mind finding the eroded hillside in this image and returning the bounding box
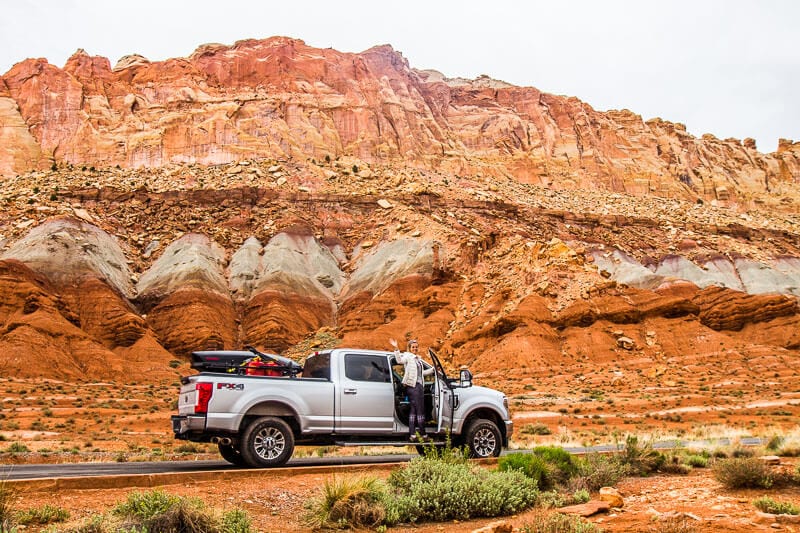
[0,37,799,394]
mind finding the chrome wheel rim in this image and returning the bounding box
[254,426,285,460]
[473,427,497,457]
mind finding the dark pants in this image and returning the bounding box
[407,383,426,436]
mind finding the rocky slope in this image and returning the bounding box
[0,37,799,382]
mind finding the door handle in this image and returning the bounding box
[344,388,357,394]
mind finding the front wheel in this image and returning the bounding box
[464,418,502,458]
[218,442,248,467]
[240,417,295,468]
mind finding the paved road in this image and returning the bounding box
[0,454,416,480]
[0,437,762,481]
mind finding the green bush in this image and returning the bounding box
[766,435,784,452]
[521,510,603,532]
[498,447,578,490]
[145,499,218,533]
[0,480,18,533]
[572,489,590,504]
[113,489,182,521]
[107,489,249,533]
[220,508,252,533]
[6,442,29,454]
[303,476,387,530]
[498,453,553,489]
[618,435,664,475]
[15,504,69,525]
[569,453,629,492]
[387,453,538,524]
[521,423,553,435]
[753,496,800,515]
[686,454,708,468]
[533,446,579,480]
[660,454,692,475]
[712,457,773,489]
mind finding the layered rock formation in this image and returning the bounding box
[2,37,799,205]
[0,37,799,383]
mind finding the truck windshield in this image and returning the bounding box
[302,353,331,380]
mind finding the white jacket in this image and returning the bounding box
[395,350,433,387]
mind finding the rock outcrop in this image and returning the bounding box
[2,37,799,206]
[0,37,799,381]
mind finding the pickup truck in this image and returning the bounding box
[172,347,513,467]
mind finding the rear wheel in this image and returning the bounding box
[240,417,295,468]
[217,442,248,467]
[464,418,502,458]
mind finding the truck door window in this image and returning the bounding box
[345,354,391,383]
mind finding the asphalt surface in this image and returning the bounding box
[0,453,416,480]
[0,437,762,481]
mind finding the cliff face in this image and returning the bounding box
[0,37,799,384]
[2,37,799,203]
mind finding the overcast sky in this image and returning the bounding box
[1,0,797,152]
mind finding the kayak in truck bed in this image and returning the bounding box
[190,347,303,376]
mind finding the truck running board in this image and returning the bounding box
[334,440,446,447]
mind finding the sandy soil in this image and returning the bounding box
[3,375,800,532]
[8,460,800,532]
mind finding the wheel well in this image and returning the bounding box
[240,402,300,437]
[463,408,507,444]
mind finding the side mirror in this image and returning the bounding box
[459,369,473,388]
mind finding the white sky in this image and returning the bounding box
[1,0,797,152]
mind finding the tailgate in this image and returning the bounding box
[178,378,200,415]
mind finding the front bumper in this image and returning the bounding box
[171,415,206,437]
[504,419,514,443]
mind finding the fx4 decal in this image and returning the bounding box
[217,383,244,391]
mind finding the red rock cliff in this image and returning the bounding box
[2,37,798,204]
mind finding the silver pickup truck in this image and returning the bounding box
[172,347,513,467]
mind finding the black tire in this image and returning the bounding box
[217,442,248,467]
[240,417,295,468]
[464,418,502,458]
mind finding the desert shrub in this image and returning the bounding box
[15,504,69,525]
[569,453,629,492]
[766,435,784,452]
[753,496,800,515]
[220,508,252,533]
[618,435,664,475]
[498,453,553,489]
[144,498,218,533]
[0,480,19,532]
[498,447,578,489]
[6,442,29,454]
[730,446,755,458]
[175,442,201,454]
[660,453,692,475]
[387,453,538,524]
[685,454,708,468]
[533,446,579,481]
[54,514,107,533]
[521,423,553,436]
[303,476,387,530]
[536,490,566,509]
[650,516,698,533]
[113,489,182,521]
[107,488,249,533]
[520,510,603,532]
[572,489,590,504]
[712,457,773,489]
